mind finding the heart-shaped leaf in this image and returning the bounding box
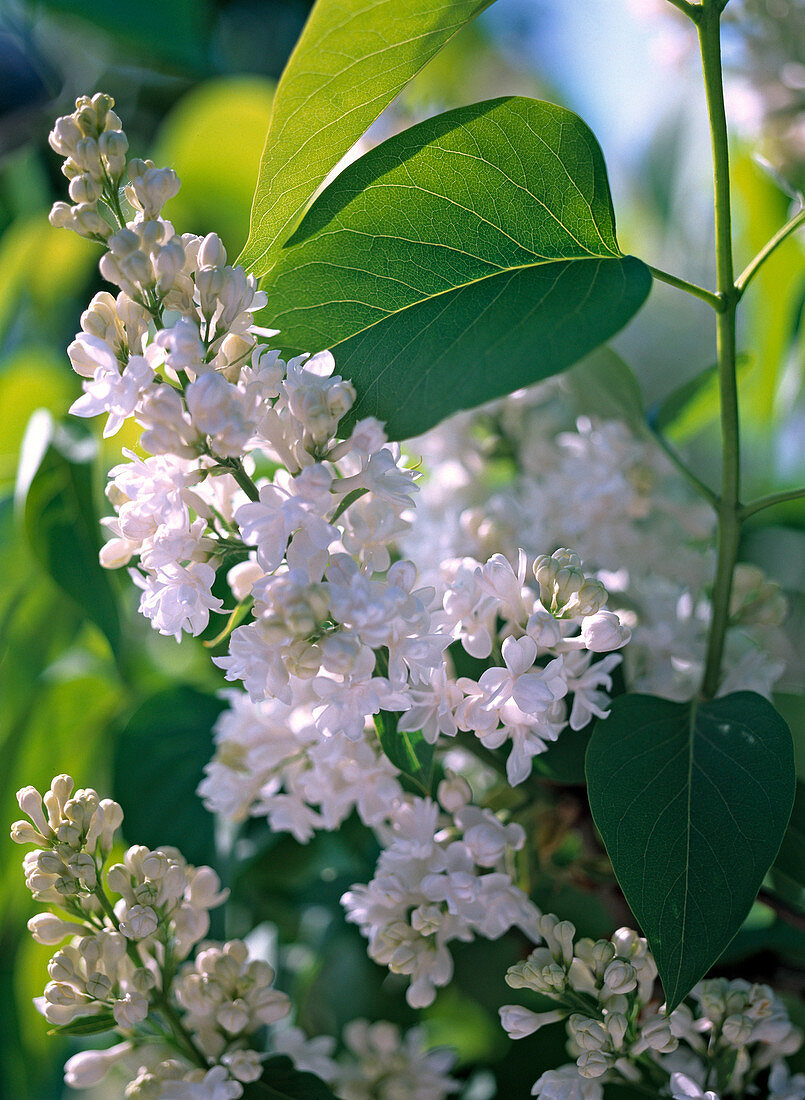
[238,0,496,274]
[586,691,795,1010]
[264,97,651,440]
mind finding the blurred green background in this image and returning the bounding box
[0,0,804,1097]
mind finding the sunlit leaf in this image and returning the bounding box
[264,97,651,439]
[238,0,496,274]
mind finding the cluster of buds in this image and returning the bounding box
[501,915,664,1087]
[48,93,128,239]
[500,915,804,1099]
[12,776,289,1097]
[533,548,608,619]
[174,941,290,1077]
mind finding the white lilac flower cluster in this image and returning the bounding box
[197,689,403,839]
[405,396,790,702]
[500,914,804,1099]
[275,1019,460,1099]
[342,786,538,1008]
[11,775,289,1097]
[50,94,633,813]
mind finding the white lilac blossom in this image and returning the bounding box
[342,795,538,1008]
[49,95,633,837]
[405,396,790,702]
[198,690,403,839]
[11,775,287,1097]
[275,1019,460,1100]
[500,914,803,1098]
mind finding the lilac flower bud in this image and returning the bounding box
[119,904,159,940]
[113,992,149,1028]
[581,610,631,652]
[577,1051,612,1078]
[28,913,87,945]
[64,1042,133,1088]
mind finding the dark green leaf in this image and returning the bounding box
[374,709,436,796]
[48,1012,116,1036]
[586,691,795,1010]
[532,724,596,785]
[238,0,495,274]
[23,418,120,650]
[244,1055,337,1099]
[264,97,651,439]
[112,687,225,866]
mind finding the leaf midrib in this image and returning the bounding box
[273,254,627,349]
[673,698,698,1004]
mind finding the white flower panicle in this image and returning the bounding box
[12,775,287,1098]
[51,94,631,840]
[405,400,789,702]
[275,1019,460,1100]
[342,792,539,1008]
[500,914,804,1099]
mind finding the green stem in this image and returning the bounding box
[735,207,805,297]
[698,0,742,700]
[650,427,720,506]
[647,264,722,311]
[663,0,703,20]
[153,992,210,1070]
[217,456,261,502]
[740,486,805,519]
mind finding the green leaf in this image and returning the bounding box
[586,691,795,1010]
[650,354,753,443]
[22,417,120,650]
[48,1013,116,1037]
[264,97,651,439]
[112,687,225,866]
[244,1055,337,1099]
[374,709,436,796]
[561,348,648,437]
[238,0,495,274]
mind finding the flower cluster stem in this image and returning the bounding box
[697,0,742,700]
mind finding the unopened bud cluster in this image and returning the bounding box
[49,93,128,239]
[500,914,804,1098]
[12,776,289,1097]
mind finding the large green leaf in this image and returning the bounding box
[238,0,495,274]
[22,417,120,651]
[264,97,651,439]
[586,692,795,1010]
[113,687,224,867]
